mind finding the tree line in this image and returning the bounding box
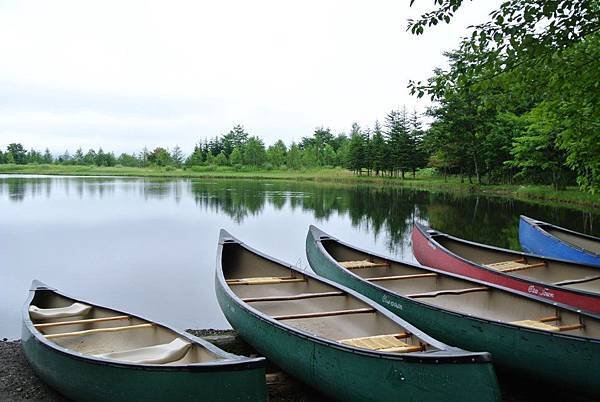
[0,108,428,176]
[408,0,599,192]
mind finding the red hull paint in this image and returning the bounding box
[412,227,600,314]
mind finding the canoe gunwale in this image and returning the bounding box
[414,223,600,299]
[216,229,493,364]
[521,215,600,258]
[23,281,266,372]
[308,225,600,342]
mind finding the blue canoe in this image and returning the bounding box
[519,215,600,267]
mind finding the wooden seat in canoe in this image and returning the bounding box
[511,320,560,331]
[226,276,305,285]
[339,260,390,269]
[339,333,424,353]
[511,316,584,332]
[95,338,192,364]
[484,259,546,273]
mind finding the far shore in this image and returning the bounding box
[1,164,598,210]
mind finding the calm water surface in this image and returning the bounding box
[2,175,599,339]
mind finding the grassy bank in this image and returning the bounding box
[0,163,598,209]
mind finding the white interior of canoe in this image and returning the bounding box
[29,291,225,365]
[322,239,600,338]
[435,236,600,294]
[544,226,600,255]
[222,243,436,354]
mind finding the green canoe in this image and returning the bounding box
[22,280,267,402]
[306,225,600,396]
[215,229,500,402]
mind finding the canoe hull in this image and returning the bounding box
[306,230,600,396]
[21,325,267,402]
[519,216,600,266]
[22,283,267,402]
[412,225,600,313]
[216,278,500,402]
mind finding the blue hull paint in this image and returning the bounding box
[519,217,600,267]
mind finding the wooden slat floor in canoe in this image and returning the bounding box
[339,333,423,353]
[485,260,546,273]
[339,260,390,269]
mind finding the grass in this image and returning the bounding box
[1,163,598,209]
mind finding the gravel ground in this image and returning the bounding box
[0,340,66,401]
[1,331,595,402]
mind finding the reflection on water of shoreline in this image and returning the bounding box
[1,175,598,253]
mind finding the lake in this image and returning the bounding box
[1,174,599,339]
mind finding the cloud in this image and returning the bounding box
[0,0,501,154]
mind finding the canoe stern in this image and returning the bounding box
[519,215,600,266]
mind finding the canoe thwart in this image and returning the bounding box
[407,287,489,299]
[339,333,423,353]
[226,276,305,285]
[538,315,560,323]
[34,315,130,329]
[339,260,390,269]
[557,323,585,331]
[45,323,154,339]
[485,260,546,273]
[272,307,375,321]
[366,273,438,282]
[242,291,344,303]
[553,275,600,287]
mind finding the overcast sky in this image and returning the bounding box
[0,0,500,154]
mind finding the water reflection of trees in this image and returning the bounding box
[2,176,599,253]
[189,181,433,252]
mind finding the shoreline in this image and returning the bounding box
[1,330,595,402]
[1,165,599,211]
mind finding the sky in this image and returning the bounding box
[0,0,501,155]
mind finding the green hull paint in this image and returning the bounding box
[22,282,267,402]
[21,325,267,402]
[306,231,600,396]
[216,278,500,402]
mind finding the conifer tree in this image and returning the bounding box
[371,121,387,176]
[171,145,184,168]
[347,123,366,174]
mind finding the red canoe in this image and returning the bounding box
[412,223,600,314]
